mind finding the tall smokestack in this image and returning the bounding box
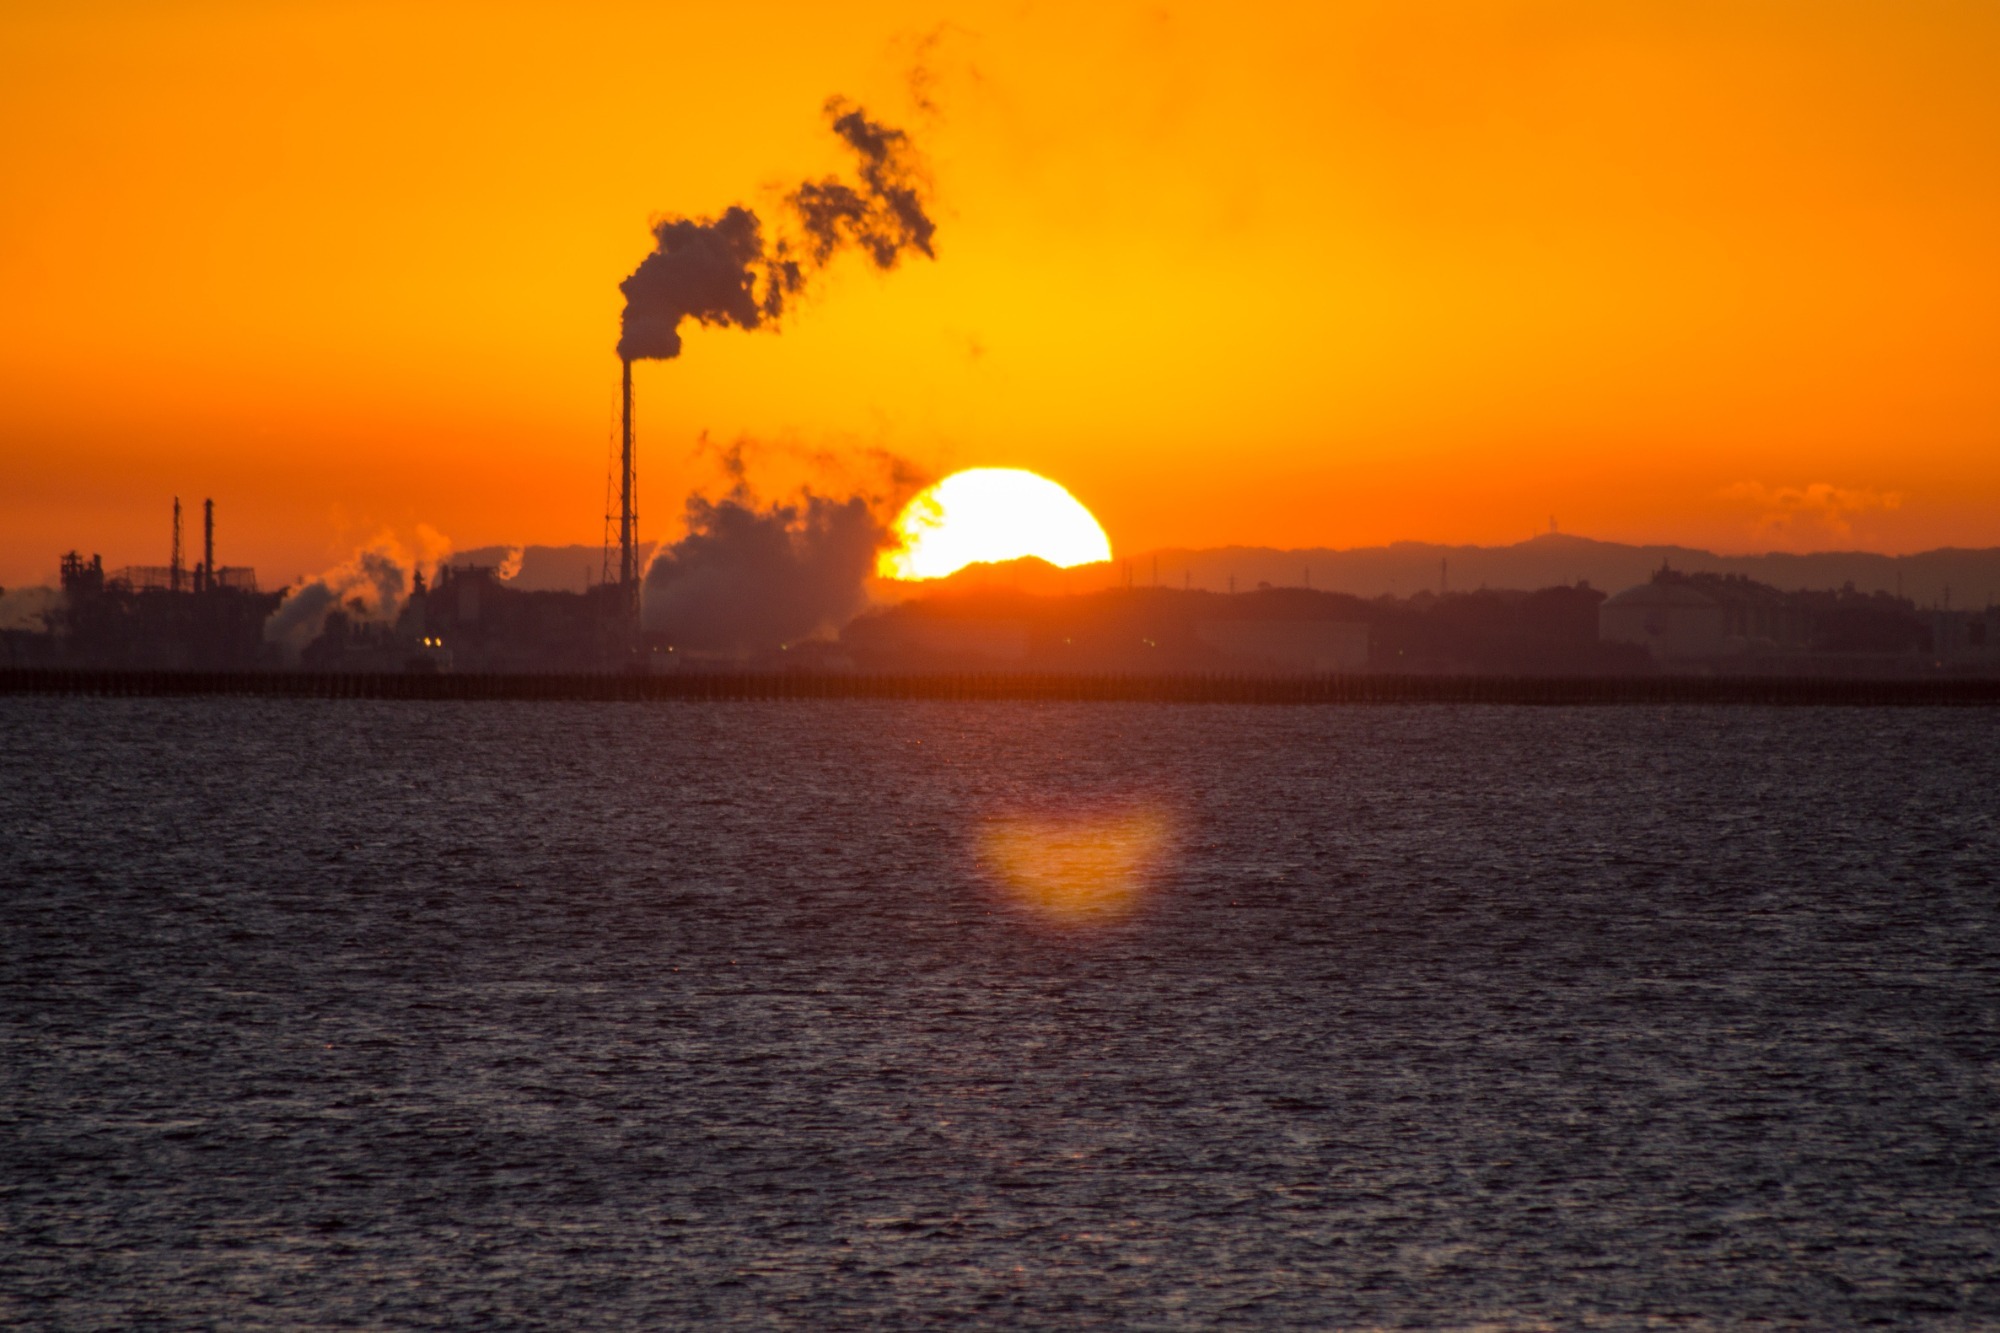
[619,357,638,630]
[203,498,215,594]
[607,98,937,641]
[171,497,183,593]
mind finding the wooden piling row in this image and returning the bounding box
[3,668,1998,705]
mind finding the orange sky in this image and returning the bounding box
[5,0,2000,588]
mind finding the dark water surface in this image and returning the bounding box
[2,700,1996,1328]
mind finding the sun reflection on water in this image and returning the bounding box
[977,805,1173,924]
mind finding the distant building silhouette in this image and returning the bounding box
[50,548,279,669]
[1599,567,1947,671]
[1601,577,1730,661]
[17,514,2000,679]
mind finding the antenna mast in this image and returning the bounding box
[601,417,617,589]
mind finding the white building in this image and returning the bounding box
[1599,582,1727,661]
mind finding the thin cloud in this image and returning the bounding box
[1720,481,1904,545]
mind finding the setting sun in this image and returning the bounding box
[879,468,1112,581]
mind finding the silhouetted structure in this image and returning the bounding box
[618,357,640,637]
[299,564,636,673]
[18,508,1999,679]
[1600,567,1952,672]
[844,583,1647,676]
[48,500,280,668]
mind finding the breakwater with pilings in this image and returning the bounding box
[5,669,2000,705]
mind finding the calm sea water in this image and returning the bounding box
[2,699,1996,1328]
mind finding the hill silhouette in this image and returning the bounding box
[452,534,2000,610]
[986,534,1999,609]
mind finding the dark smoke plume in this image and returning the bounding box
[641,493,884,654]
[616,207,796,361]
[617,99,936,362]
[789,101,938,268]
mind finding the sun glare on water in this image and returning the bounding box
[879,468,1112,581]
[978,806,1173,925]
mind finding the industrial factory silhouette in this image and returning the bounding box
[10,490,2000,690]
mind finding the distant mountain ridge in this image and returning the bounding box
[1063,534,2000,609]
[452,535,2000,611]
